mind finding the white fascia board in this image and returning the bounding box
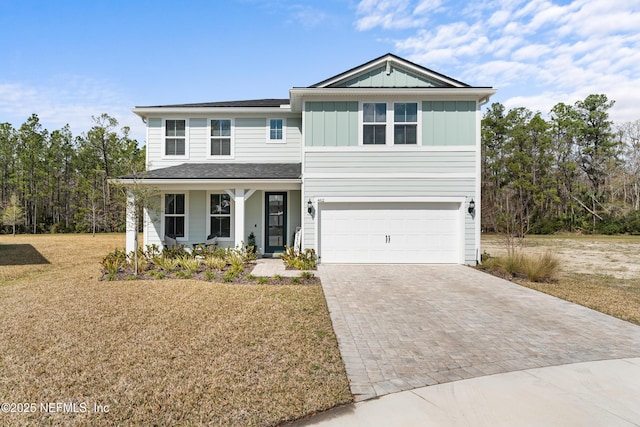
[113,178,301,187]
[317,56,466,88]
[289,87,496,111]
[132,106,294,120]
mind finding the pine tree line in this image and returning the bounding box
[482,94,640,235]
[0,113,145,234]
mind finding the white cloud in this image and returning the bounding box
[0,76,145,144]
[355,0,433,30]
[359,0,640,123]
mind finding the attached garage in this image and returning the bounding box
[318,201,463,264]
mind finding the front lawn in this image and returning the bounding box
[0,234,352,426]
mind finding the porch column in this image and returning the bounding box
[234,188,245,248]
[125,191,137,254]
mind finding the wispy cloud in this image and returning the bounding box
[355,0,443,31]
[0,76,145,143]
[355,0,640,123]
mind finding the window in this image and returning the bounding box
[210,119,231,156]
[360,102,421,146]
[394,103,418,145]
[165,120,186,155]
[165,194,185,238]
[363,103,386,145]
[268,119,286,143]
[210,193,231,238]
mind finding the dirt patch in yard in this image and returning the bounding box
[482,234,640,280]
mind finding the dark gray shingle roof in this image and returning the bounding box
[134,163,301,180]
[135,99,290,109]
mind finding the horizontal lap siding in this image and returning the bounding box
[146,117,302,169]
[304,151,476,175]
[303,177,477,264]
[234,118,301,162]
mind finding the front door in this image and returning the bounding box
[265,192,287,253]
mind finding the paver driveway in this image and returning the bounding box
[319,264,640,401]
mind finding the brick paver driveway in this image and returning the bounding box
[319,264,640,401]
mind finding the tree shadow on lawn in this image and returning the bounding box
[0,244,50,266]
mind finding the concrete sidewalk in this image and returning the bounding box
[291,357,640,426]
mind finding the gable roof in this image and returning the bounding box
[310,53,470,89]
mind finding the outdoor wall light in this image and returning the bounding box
[468,199,476,215]
[307,199,313,215]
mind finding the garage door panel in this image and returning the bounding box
[319,202,461,264]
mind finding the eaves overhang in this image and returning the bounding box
[289,87,497,112]
[132,106,294,122]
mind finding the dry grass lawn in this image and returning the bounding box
[0,234,352,426]
[482,234,640,325]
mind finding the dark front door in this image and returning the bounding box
[265,192,287,253]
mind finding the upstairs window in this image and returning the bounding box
[363,103,386,145]
[210,119,232,156]
[394,103,418,145]
[268,119,285,143]
[165,193,185,238]
[165,120,186,155]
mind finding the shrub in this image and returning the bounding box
[162,245,189,259]
[204,271,216,281]
[480,250,560,282]
[148,270,166,279]
[154,256,178,272]
[101,249,127,274]
[204,256,226,271]
[300,271,314,280]
[257,276,269,284]
[177,255,200,275]
[281,246,317,270]
[522,251,560,282]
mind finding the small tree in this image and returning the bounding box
[2,194,26,236]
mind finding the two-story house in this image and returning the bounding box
[122,53,495,264]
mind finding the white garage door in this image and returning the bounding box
[319,202,461,264]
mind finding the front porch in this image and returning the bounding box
[121,163,302,256]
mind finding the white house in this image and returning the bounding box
[121,53,495,264]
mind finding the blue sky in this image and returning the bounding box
[1,0,638,144]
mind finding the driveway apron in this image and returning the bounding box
[318,264,640,401]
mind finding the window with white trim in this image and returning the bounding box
[360,102,421,146]
[165,119,186,155]
[210,119,232,156]
[363,103,386,145]
[165,193,185,238]
[268,119,286,143]
[394,103,418,145]
[209,193,232,238]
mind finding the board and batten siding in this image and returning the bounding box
[304,151,476,175]
[303,100,477,148]
[304,102,358,147]
[146,117,302,169]
[337,65,441,88]
[422,101,477,146]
